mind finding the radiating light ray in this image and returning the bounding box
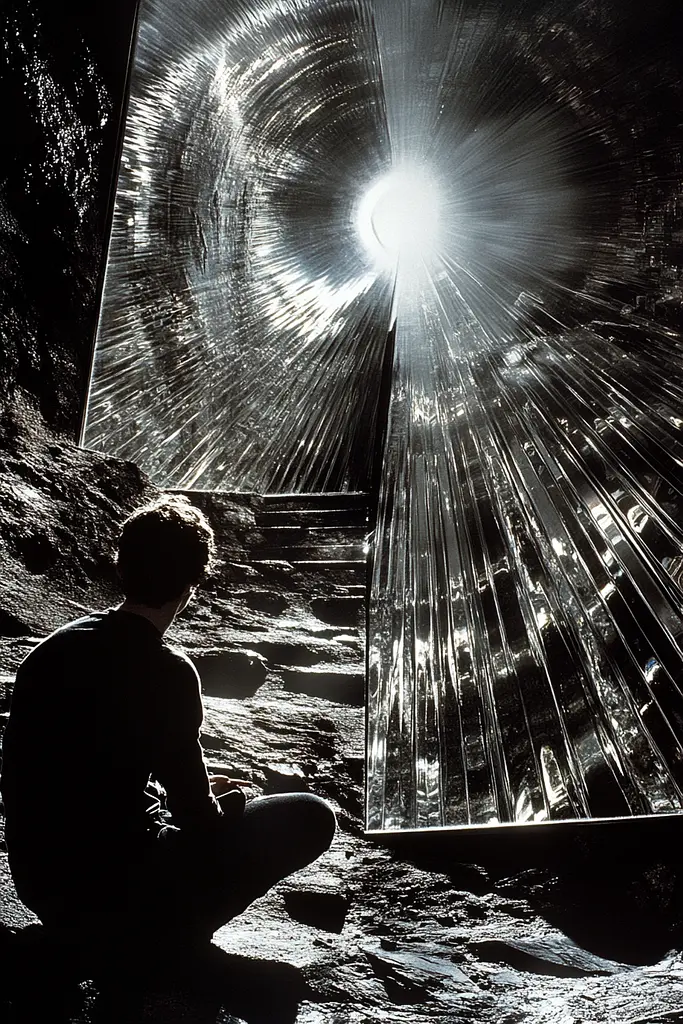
[365,1,683,829]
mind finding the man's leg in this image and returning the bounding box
[55,792,336,946]
[202,792,337,933]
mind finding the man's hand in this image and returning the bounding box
[209,774,251,797]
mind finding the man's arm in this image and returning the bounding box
[151,650,223,829]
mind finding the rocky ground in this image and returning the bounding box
[2,405,683,1023]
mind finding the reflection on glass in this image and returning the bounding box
[83,0,394,492]
[365,1,683,830]
[82,0,683,831]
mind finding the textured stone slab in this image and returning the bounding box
[470,932,635,978]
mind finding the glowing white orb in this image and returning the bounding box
[357,167,440,269]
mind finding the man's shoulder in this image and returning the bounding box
[159,642,200,684]
[18,609,160,668]
[54,613,198,683]
[19,611,111,661]
[51,610,111,638]
[16,610,199,688]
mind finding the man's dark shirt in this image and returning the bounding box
[0,608,221,917]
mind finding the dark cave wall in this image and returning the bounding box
[1,1,138,435]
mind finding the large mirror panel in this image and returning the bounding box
[80,0,683,832]
[366,1,683,830]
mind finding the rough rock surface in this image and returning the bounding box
[1,413,683,1024]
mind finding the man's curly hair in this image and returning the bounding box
[117,496,216,608]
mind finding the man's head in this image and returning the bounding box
[117,496,216,609]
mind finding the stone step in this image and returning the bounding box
[250,554,366,569]
[171,489,370,567]
[281,667,365,706]
[254,507,369,529]
[255,495,369,531]
[243,560,366,591]
[257,492,368,512]
[249,533,367,563]
[310,595,365,627]
[169,489,370,523]
[249,525,366,547]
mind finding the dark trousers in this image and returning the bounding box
[29,793,336,950]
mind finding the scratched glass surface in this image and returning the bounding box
[81,0,683,830]
[83,0,394,492]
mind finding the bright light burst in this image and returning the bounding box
[357,166,441,272]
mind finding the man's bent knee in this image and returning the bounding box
[285,792,337,857]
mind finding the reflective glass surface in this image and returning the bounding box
[82,0,683,831]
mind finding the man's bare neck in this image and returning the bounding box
[117,600,175,635]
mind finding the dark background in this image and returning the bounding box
[2,0,138,432]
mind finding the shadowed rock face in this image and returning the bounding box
[2,2,683,1021]
[1,2,139,432]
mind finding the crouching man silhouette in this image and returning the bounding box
[1,496,336,964]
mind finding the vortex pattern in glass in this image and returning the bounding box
[81,0,683,830]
